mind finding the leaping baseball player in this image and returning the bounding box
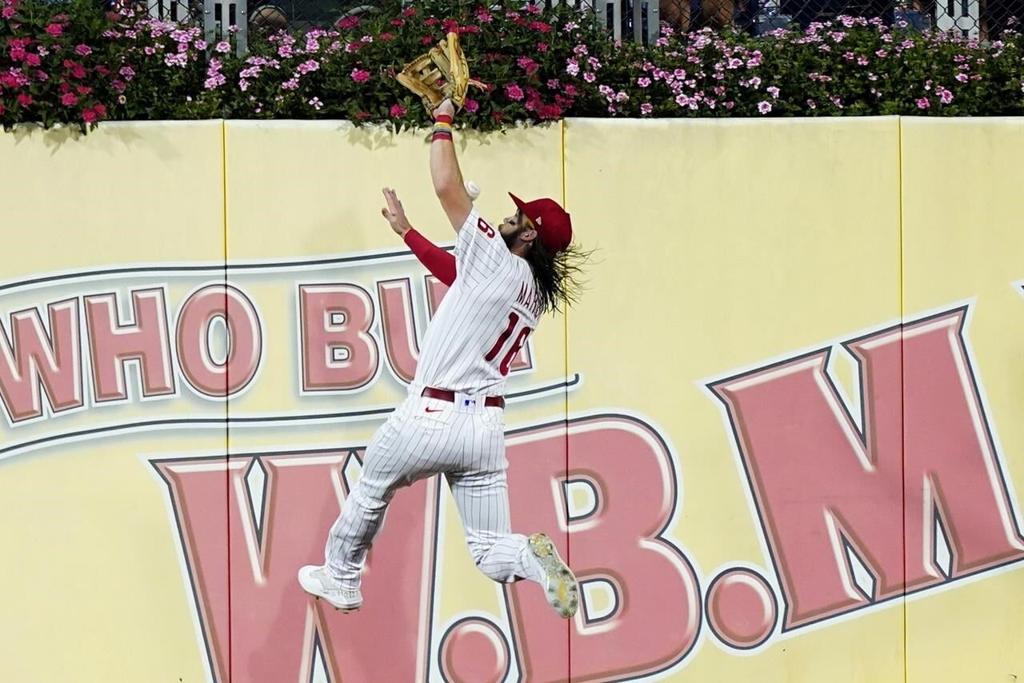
[298,98,587,618]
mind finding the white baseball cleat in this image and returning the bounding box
[528,533,579,619]
[297,565,363,612]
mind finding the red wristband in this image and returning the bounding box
[432,131,453,142]
[434,114,453,125]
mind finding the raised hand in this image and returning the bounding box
[381,187,413,237]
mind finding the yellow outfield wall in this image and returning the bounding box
[0,117,1022,682]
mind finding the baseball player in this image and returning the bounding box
[299,99,585,618]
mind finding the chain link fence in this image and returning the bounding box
[138,0,1019,56]
[575,0,1019,42]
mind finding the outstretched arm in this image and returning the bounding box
[404,229,456,286]
[429,99,473,232]
[381,187,457,286]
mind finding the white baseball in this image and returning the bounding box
[465,181,481,200]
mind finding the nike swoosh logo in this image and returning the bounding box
[425,407,443,413]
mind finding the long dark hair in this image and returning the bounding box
[523,237,591,315]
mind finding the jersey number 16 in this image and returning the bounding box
[484,311,532,377]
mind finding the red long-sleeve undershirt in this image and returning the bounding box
[402,228,457,286]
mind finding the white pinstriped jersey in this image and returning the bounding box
[413,207,543,396]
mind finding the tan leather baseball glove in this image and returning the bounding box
[395,31,484,112]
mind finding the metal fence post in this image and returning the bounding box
[203,0,248,56]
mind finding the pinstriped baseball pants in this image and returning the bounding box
[324,392,540,587]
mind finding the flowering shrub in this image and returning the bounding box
[2,0,1023,132]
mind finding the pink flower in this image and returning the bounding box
[505,83,524,101]
[525,3,542,14]
[390,17,404,27]
[308,97,323,110]
[24,53,40,67]
[402,6,416,17]
[1,5,14,19]
[119,66,135,80]
[83,109,99,123]
[727,58,742,69]
[164,53,187,68]
[530,20,551,33]
[538,103,562,120]
[379,32,394,42]
[281,78,299,91]
[66,62,87,79]
[564,84,577,97]
[956,73,969,83]
[60,92,78,106]
[937,87,954,104]
[757,101,772,114]
[517,56,539,75]
[17,92,32,107]
[916,97,930,109]
[637,77,651,88]
[351,68,370,83]
[45,23,63,36]
[390,103,406,117]
[73,44,92,57]
[10,46,25,61]
[297,59,320,75]
[215,40,231,53]
[583,72,596,83]
[537,42,548,52]
[640,102,653,115]
[566,58,579,76]
[767,85,780,99]
[336,15,359,29]
[464,98,479,113]
[476,9,492,22]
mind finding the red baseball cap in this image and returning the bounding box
[509,193,573,254]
